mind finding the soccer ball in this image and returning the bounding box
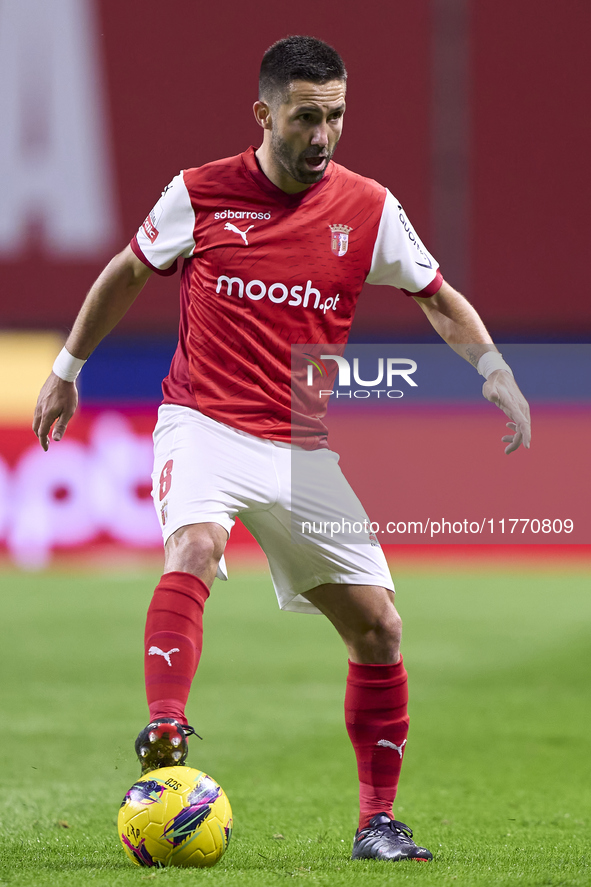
[118,766,232,868]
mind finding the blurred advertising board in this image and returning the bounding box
[1,344,589,567]
[0,410,159,568]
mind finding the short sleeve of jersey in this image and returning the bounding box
[366,189,442,295]
[132,172,196,273]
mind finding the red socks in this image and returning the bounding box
[345,657,410,830]
[145,575,408,830]
[144,572,209,724]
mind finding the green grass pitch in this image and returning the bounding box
[0,561,589,886]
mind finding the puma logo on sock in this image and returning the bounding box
[377,738,407,758]
[148,645,180,667]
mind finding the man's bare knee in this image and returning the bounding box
[164,522,227,587]
[347,605,401,663]
[303,584,402,664]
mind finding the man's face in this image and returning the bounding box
[267,79,346,190]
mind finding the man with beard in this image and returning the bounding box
[33,35,530,863]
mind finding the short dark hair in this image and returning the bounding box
[259,36,347,103]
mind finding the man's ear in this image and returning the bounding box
[253,100,273,131]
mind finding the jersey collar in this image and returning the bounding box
[241,145,333,207]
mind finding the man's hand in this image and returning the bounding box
[482,370,531,454]
[414,282,532,455]
[32,373,79,451]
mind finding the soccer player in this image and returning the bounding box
[33,36,531,862]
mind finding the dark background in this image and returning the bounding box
[1,0,589,341]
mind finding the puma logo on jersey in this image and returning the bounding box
[377,738,407,758]
[148,645,180,667]
[224,222,254,245]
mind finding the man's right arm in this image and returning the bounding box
[33,245,153,451]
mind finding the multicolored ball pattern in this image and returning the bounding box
[118,766,232,868]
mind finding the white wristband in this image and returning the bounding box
[477,351,514,379]
[52,346,87,382]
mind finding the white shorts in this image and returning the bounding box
[151,404,394,615]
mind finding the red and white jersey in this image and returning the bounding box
[131,146,442,448]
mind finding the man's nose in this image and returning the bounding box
[311,123,329,147]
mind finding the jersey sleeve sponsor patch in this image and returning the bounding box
[365,189,440,294]
[133,173,196,272]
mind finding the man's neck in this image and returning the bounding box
[255,144,311,195]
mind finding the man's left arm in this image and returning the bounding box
[413,279,531,454]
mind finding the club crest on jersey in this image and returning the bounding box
[329,224,352,257]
